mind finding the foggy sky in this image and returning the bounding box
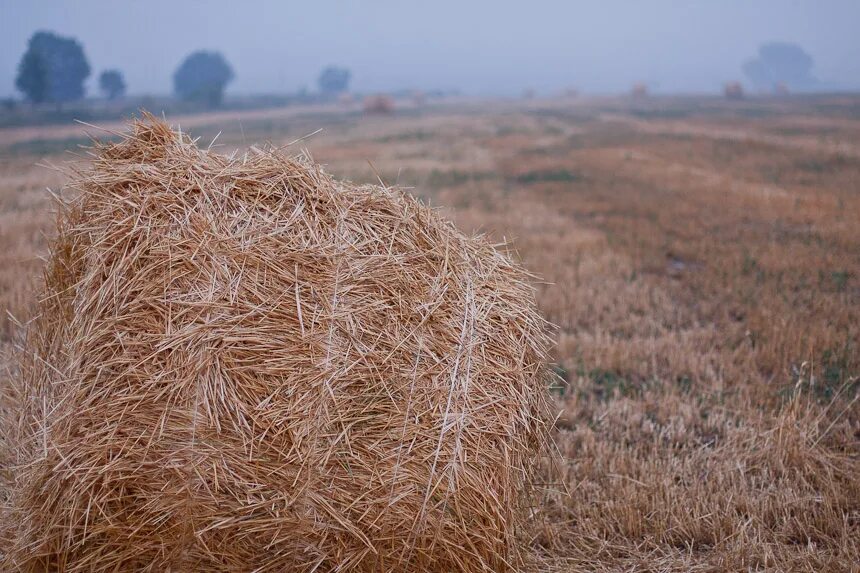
[1,0,859,98]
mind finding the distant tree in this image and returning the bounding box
[15,31,90,105]
[173,51,234,107]
[99,69,126,100]
[743,42,816,91]
[15,50,48,104]
[317,66,351,95]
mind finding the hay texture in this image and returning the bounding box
[1,117,551,571]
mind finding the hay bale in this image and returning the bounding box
[338,92,355,107]
[630,82,648,98]
[724,81,744,100]
[774,82,790,96]
[411,90,426,107]
[362,94,395,114]
[1,116,551,571]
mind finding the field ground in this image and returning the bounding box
[1,95,858,571]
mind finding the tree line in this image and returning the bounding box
[14,31,352,108]
[13,30,817,107]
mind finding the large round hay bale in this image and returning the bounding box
[1,116,551,571]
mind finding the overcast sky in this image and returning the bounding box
[1,0,859,97]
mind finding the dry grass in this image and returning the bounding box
[0,95,858,571]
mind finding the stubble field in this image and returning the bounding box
[1,95,858,571]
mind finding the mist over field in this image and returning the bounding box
[0,2,859,570]
[2,0,860,97]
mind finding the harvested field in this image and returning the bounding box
[0,95,858,571]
